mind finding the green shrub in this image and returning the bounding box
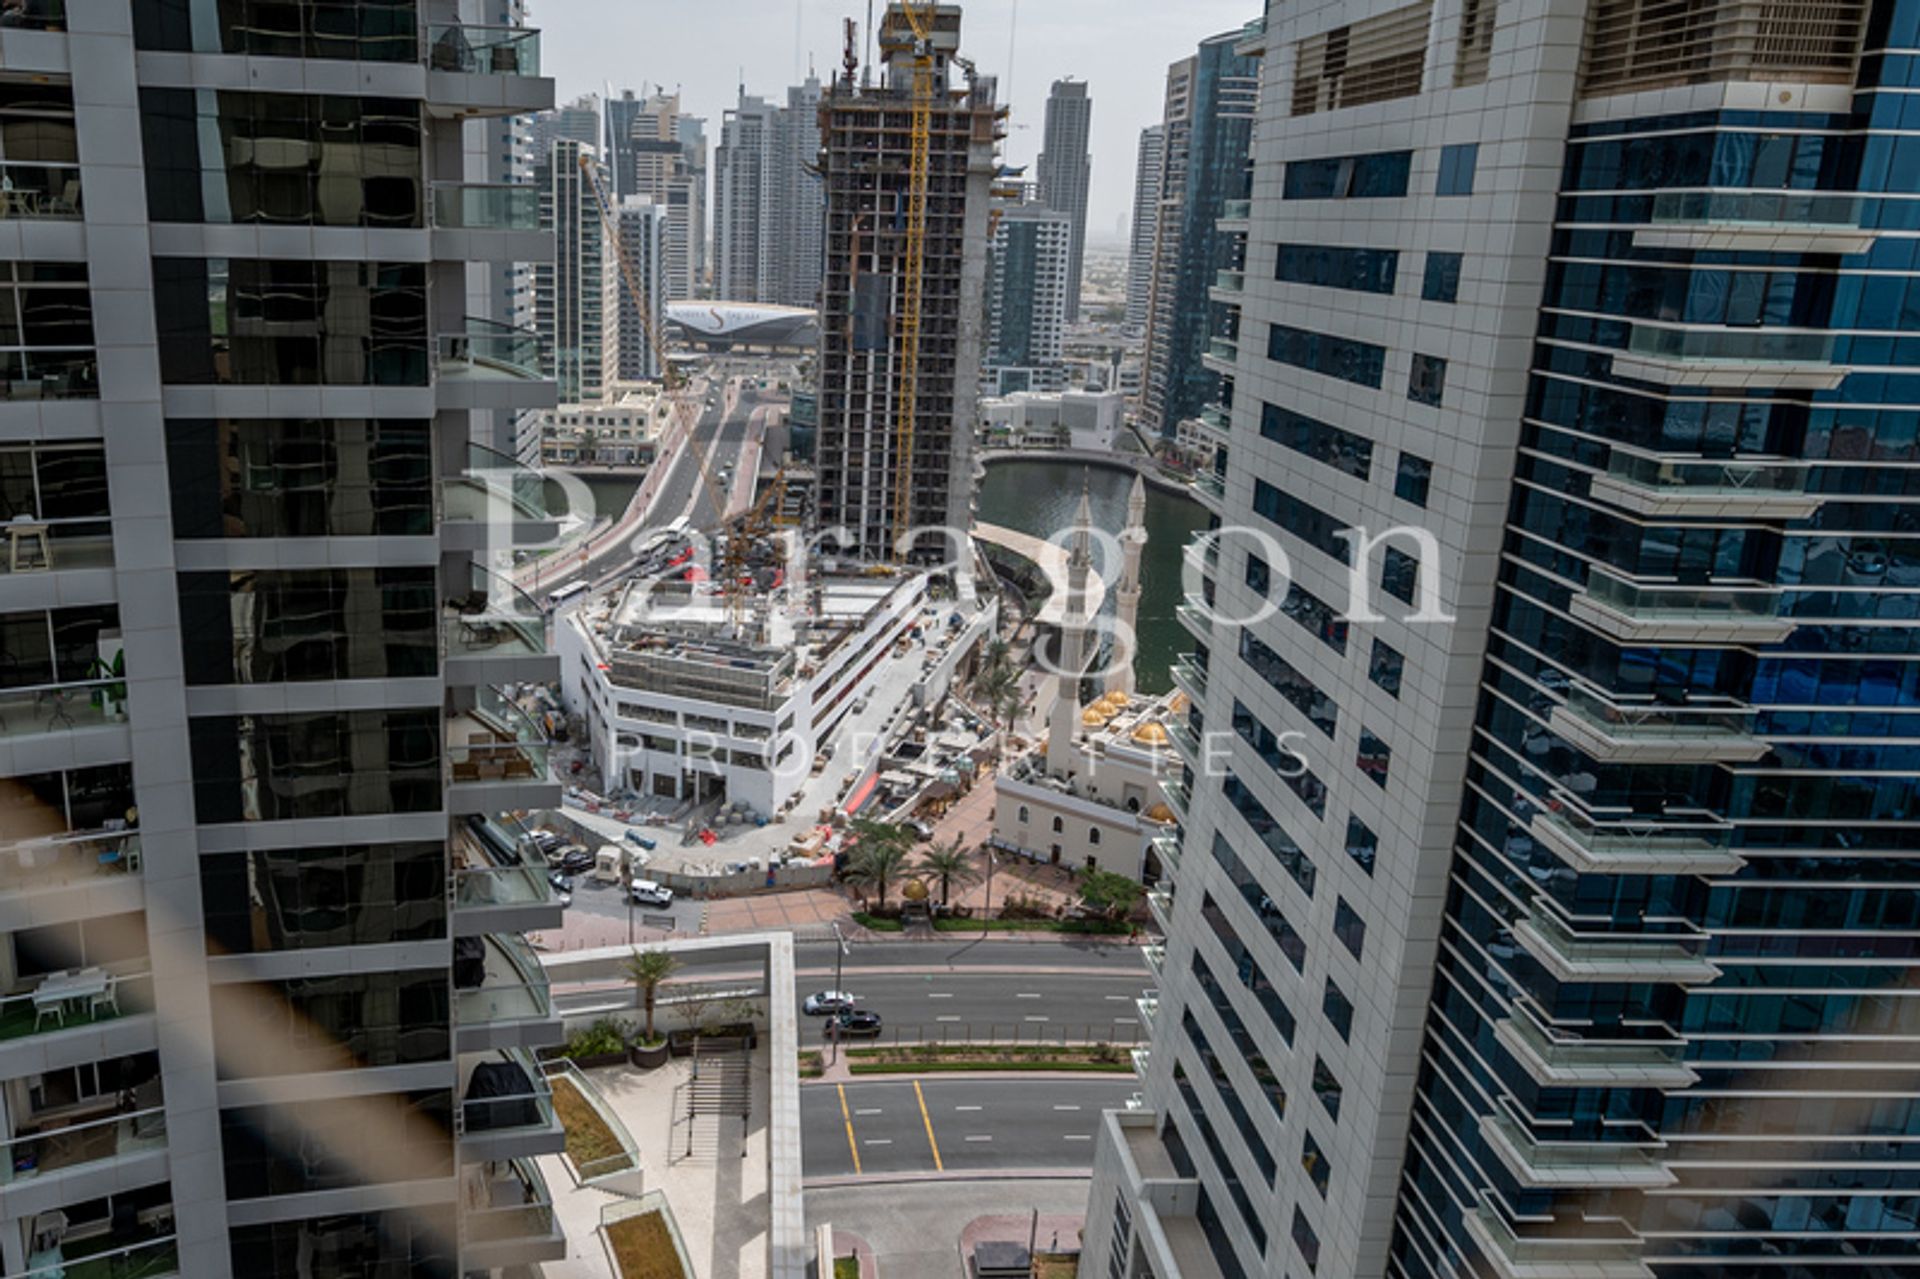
[563,1018,629,1060]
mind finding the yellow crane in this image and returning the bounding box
[891,0,937,562]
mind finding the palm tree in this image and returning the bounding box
[844,841,912,911]
[624,948,680,1044]
[918,838,980,907]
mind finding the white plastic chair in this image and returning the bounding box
[90,975,117,1019]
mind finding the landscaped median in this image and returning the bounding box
[842,1042,1134,1074]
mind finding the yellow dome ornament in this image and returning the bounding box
[1131,720,1171,746]
[901,877,931,903]
[1143,802,1175,824]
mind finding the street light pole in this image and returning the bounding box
[981,849,995,938]
[830,921,850,1066]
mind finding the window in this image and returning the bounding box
[223,1091,452,1196]
[1302,1130,1331,1198]
[1334,897,1367,959]
[1283,150,1413,200]
[1369,639,1404,697]
[189,709,441,823]
[1240,630,1337,737]
[178,568,439,684]
[1209,837,1309,967]
[1313,1056,1343,1120]
[1293,1207,1323,1273]
[1322,979,1354,1041]
[201,843,446,953]
[1437,142,1479,195]
[1261,402,1373,479]
[134,0,421,61]
[1268,323,1387,389]
[1052,815,1064,833]
[1394,453,1432,506]
[210,971,450,1078]
[0,261,97,401]
[231,1208,460,1279]
[1229,706,1329,825]
[1190,951,1288,1120]
[168,418,434,539]
[1017,805,1029,823]
[1274,244,1399,295]
[1089,826,1101,845]
[1254,480,1351,563]
[1346,816,1378,874]
[1408,353,1448,406]
[1357,729,1392,788]
[1422,251,1462,302]
[1381,547,1419,605]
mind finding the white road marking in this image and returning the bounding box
[855,1108,884,1115]
[927,993,953,999]
[1016,992,1042,999]
[1103,995,1129,1002]
[964,1135,993,1142]
[1053,1105,1081,1111]
[1064,1134,1093,1141]
[937,1015,961,1022]
[953,1105,983,1111]
[1024,1016,1049,1022]
[1112,1017,1137,1024]
[863,1139,892,1146]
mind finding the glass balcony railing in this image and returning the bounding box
[1142,945,1166,980]
[425,23,541,76]
[1205,337,1238,364]
[446,563,548,661]
[1219,199,1251,222]
[1167,721,1201,766]
[0,348,98,401]
[462,1157,558,1244]
[456,933,553,1029]
[438,318,546,382]
[1603,451,1810,501]
[447,686,550,787]
[0,517,113,575]
[1198,404,1231,434]
[432,183,541,232]
[0,161,81,220]
[1136,993,1159,1029]
[1561,687,1758,747]
[0,2,65,32]
[459,1048,555,1137]
[20,1234,179,1279]
[1518,909,1718,984]
[1651,190,1862,229]
[1214,269,1245,293]
[1174,602,1210,638]
[0,969,153,1043]
[1171,656,1209,702]
[0,826,140,898]
[1581,569,1782,630]
[1467,1205,1648,1275]
[1627,324,1835,366]
[0,677,131,738]
[1,1104,167,1185]
[1160,778,1191,822]
[1531,805,1738,875]
[1191,471,1225,502]
[1149,833,1182,874]
[445,441,553,524]
[1146,889,1175,932]
[1496,1009,1695,1086]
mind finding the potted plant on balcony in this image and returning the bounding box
[624,948,679,1069]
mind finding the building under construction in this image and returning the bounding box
[816,3,1003,558]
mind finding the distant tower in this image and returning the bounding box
[1047,485,1096,779]
[1109,474,1147,696]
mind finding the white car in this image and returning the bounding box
[629,879,674,907]
[803,990,858,1015]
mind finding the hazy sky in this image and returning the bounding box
[541,0,1259,246]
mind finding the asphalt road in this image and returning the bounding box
[791,967,1151,1047]
[802,1078,1138,1179]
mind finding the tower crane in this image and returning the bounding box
[890,0,937,562]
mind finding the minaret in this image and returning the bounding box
[1047,484,1096,779]
[1109,473,1148,696]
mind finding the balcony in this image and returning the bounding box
[1130,1045,1152,1080]
[1493,1010,1697,1089]
[1513,909,1720,986]
[1159,777,1191,824]
[1643,190,1872,255]
[1212,268,1245,296]
[446,685,556,815]
[459,1156,566,1269]
[1148,832,1183,876]
[0,161,81,220]
[455,932,559,1052]
[1166,721,1201,771]
[1218,199,1251,228]
[0,516,113,581]
[441,442,560,552]
[1548,687,1767,764]
[1571,568,1793,645]
[1464,1202,1652,1279]
[1481,1111,1674,1190]
[1189,470,1224,511]
[1135,991,1159,1030]
[436,319,553,412]
[458,1047,563,1162]
[2,1102,168,1195]
[1529,807,1741,876]
[1201,336,1238,374]
[1146,889,1174,934]
[1180,534,1220,582]
[445,564,555,686]
[430,182,547,263]
[0,349,98,403]
[1174,601,1211,641]
[0,678,133,771]
[1197,403,1231,438]
[423,24,552,120]
[0,968,153,1050]
[1170,656,1208,705]
[1142,944,1166,981]
[454,817,562,937]
[0,827,141,930]
[1590,452,1819,520]
[1615,324,1845,391]
[1234,13,1268,56]
[21,1235,179,1279]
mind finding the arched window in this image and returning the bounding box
[1089,827,1102,845]
[1017,805,1030,824]
[1051,815,1064,834]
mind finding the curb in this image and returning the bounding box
[803,1169,1093,1190]
[800,1069,1135,1085]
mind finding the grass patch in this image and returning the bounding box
[852,912,904,933]
[834,1257,861,1279]
[798,1049,825,1079]
[551,1075,634,1175]
[607,1209,686,1279]
[845,1043,1133,1074]
[931,916,1130,935]
[1033,1255,1080,1279]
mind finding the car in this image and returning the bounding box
[629,879,674,907]
[907,820,934,841]
[547,872,574,906]
[802,990,858,1015]
[830,1009,883,1037]
[625,831,658,851]
[551,845,594,875]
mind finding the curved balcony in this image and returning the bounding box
[431,182,547,263]
[442,441,559,552]
[1642,190,1872,255]
[1615,324,1846,391]
[437,319,553,412]
[455,932,558,1053]
[459,1155,565,1268]
[1572,568,1793,644]
[424,24,552,122]
[1590,451,1819,519]
[1513,907,1719,986]
[1548,687,1767,764]
[1189,470,1225,512]
[1480,1110,1675,1190]
[446,685,556,815]
[453,815,561,937]
[458,1046,562,1162]
[445,564,555,686]
[1529,806,1741,876]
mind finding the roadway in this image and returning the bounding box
[802,1077,1138,1179]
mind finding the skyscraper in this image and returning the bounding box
[1126,123,1164,332]
[531,92,601,161]
[715,78,828,308]
[534,139,618,403]
[1036,78,1092,323]
[1083,2,1920,1278]
[4,7,566,1277]
[617,92,703,301]
[985,200,1073,395]
[613,196,667,382]
[676,114,710,294]
[815,3,1001,555]
[1139,33,1256,438]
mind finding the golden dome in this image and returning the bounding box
[1131,721,1171,746]
[1101,690,1130,710]
[1081,707,1111,727]
[1143,802,1175,824]
[1167,692,1189,714]
[902,878,931,902]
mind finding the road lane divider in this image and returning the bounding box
[837,1083,862,1176]
[913,1081,944,1172]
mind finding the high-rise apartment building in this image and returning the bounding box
[531,92,600,161]
[612,195,668,382]
[676,114,710,294]
[985,200,1072,395]
[815,3,1000,555]
[0,6,566,1277]
[715,78,827,308]
[1126,123,1164,332]
[1084,2,1920,1278]
[614,92,703,301]
[534,139,618,403]
[1036,78,1093,323]
[1138,33,1256,438]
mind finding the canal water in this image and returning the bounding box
[977,459,1210,694]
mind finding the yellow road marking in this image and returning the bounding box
[837,1083,862,1175]
[914,1080,944,1172]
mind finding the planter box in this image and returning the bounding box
[565,1050,631,1070]
[629,1040,670,1069]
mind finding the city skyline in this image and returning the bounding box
[541,0,1256,247]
